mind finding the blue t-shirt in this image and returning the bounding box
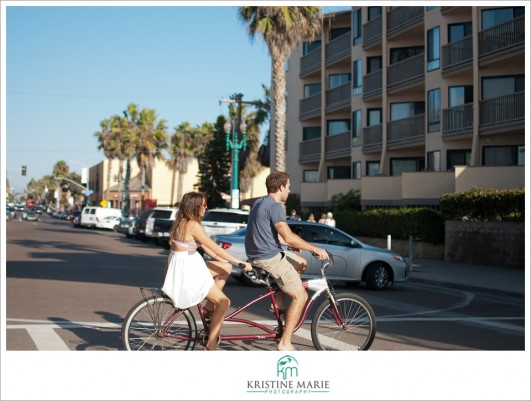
[245,196,285,260]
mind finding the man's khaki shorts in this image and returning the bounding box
[251,251,303,294]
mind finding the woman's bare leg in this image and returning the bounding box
[203,261,231,313]
[204,285,230,350]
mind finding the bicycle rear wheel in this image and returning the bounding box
[311,293,376,351]
[122,295,197,351]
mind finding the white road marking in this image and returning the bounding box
[25,326,70,351]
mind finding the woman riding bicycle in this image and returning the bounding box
[161,191,251,350]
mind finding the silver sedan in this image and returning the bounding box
[209,221,409,290]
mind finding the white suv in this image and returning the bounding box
[202,208,249,237]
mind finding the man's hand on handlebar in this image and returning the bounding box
[312,247,329,261]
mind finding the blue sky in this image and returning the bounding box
[3,3,351,194]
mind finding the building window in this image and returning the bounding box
[303,40,321,55]
[366,161,380,176]
[303,170,319,183]
[303,126,321,141]
[448,22,472,42]
[368,6,382,21]
[390,46,424,65]
[367,108,382,126]
[390,158,425,176]
[390,102,425,121]
[330,27,350,41]
[427,151,441,171]
[352,162,361,179]
[329,73,350,89]
[304,83,321,98]
[353,59,362,96]
[327,119,350,136]
[483,145,524,166]
[447,149,471,170]
[327,166,351,179]
[367,56,382,74]
[482,75,524,99]
[482,7,524,30]
[449,86,473,107]
[352,110,362,146]
[427,88,441,132]
[426,6,437,11]
[427,26,440,71]
[352,9,362,45]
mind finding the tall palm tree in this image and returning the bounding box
[94,117,120,203]
[167,121,195,205]
[134,106,169,209]
[239,6,322,172]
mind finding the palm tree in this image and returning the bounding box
[239,6,322,172]
[94,117,119,203]
[134,106,169,210]
[167,121,195,205]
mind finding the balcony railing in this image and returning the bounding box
[388,53,424,88]
[478,15,525,57]
[299,92,321,121]
[387,7,423,36]
[362,15,382,48]
[325,132,351,159]
[362,124,383,150]
[442,103,473,134]
[299,137,321,163]
[326,82,351,112]
[363,69,382,98]
[387,114,425,144]
[442,35,472,70]
[326,31,351,66]
[300,48,321,77]
[480,91,524,127]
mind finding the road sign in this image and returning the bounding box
[100,199,108,207]
[82,190,93,196]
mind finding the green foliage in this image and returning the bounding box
[196,116,231,208]
[286,193,301,216]
[330,189,361,212]
[440,187,525,222]
[336,207,445,245]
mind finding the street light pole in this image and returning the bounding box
[221,93,247,209]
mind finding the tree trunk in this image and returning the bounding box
[272,56,287,172]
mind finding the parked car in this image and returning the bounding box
[209,221,408,290]
[202,208,249,237]
[144,207,179,242]
[133,209,155,241]
[24,211,39,222]
[80,206,123,228]
[98,215,122,230]
[115,217,138,238]
[71,211,82,227]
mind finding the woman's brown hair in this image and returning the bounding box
[168,191,206,243]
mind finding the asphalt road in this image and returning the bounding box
[5,213,525,352]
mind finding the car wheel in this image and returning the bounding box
[365,263,389,290]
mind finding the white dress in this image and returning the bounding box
[161,239,214,309]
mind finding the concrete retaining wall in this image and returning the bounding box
[445,221,525,268]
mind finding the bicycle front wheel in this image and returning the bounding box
[311,293,376,351]
[122,296,197,351]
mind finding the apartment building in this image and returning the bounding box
[280,6,526,208]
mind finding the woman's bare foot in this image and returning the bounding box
[277,341,297,351]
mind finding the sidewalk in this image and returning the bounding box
[407,258,525,298]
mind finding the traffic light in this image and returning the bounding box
[21,165,26,176]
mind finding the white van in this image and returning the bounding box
[144,207,179,240]
[80,206,123,228]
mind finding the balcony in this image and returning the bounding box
[299,137,321,163]
[362,124,383,153]
[325,132,351,160]
[387,114,425,148]
[442,35,472,74]
[326,31,351,67]
[480,92,524,130]
[478,16,524,59]
[387,7,424,39]
[299,92,321,121]
[326,82,351,113]
[300,48,321,78]
[362,15,382,49]
[442,103,473,140]
[362,69,382,101]
[387,53,424,91]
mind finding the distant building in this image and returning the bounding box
[275,6,525,208]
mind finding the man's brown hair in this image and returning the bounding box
[266,171,290,194]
